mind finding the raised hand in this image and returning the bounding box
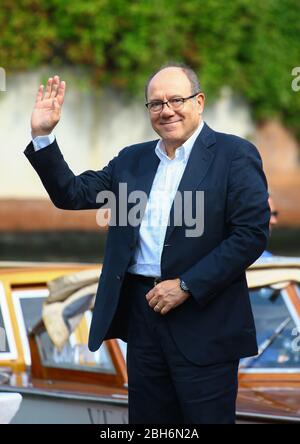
[31,75,66,138]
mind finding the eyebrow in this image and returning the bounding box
[148,94,184,102]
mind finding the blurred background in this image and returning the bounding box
[0,0,299,262]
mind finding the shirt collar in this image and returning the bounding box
[155,120,204,163]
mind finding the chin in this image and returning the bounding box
[163,129,182,139]
[163,134,181,143]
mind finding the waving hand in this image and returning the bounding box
[31,75,66,138]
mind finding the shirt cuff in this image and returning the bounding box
[32,133,55,151]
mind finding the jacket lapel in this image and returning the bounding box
[132,141,160,242]
[130,124,216,244]
[164,123,216,243]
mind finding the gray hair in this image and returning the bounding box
[145,62,202,100]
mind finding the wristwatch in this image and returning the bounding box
[179,279,190,293]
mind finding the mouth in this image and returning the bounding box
[160,120,182,126]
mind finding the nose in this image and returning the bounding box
[160,102,176,118]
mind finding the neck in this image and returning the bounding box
[163,142,180,159]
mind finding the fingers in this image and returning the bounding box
[153,300,171,315]
[145,288,155,302]
[146,291,172,315]
[41,75,65,101]
[153,303,162,312]
[148,295,160,309]
[50,76,59,98]
[52,97,60,116]
[160,305,171,315]
[146,279,188,315]
[35,84,44,103]
[44,77,53,99]
[146,285,165,311]
[56,80,66,106]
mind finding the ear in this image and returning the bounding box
[197,93,205,114]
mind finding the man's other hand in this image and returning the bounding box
[31,75,66,138]
[145,278,190,315]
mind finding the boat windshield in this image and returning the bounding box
[0,308,7,353]
[35,329,116,374]
[240,286,300,369]
[12,288,117,374]
[0,284,17,360]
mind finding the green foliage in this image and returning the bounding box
[1,0,299,135]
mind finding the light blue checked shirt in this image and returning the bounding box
[32,120,204,278]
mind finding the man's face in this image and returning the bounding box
[147,68,205,149]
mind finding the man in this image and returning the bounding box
[25,63,270,424]
[269,196,279,233]
[261,196,279,258]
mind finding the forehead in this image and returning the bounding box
[148,67,192,99]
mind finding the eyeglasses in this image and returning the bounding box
[145,92,201,113]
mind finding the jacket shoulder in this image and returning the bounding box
[213,130,259,159]
[117,139,158,160]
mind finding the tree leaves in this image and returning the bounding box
[1,0,299,136]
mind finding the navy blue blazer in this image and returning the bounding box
[25,123,270,365]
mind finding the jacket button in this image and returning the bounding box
[116,274,122,280]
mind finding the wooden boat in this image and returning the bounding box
[0,257,300,423]
[237,256,300,423]
[0,262,127,424]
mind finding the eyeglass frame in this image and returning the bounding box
[145,92,202,113]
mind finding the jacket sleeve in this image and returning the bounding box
[24,138,127,210]
[180,141,270,307]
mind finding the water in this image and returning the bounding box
[0,228,299,263]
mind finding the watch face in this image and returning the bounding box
[180,280,189,291]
